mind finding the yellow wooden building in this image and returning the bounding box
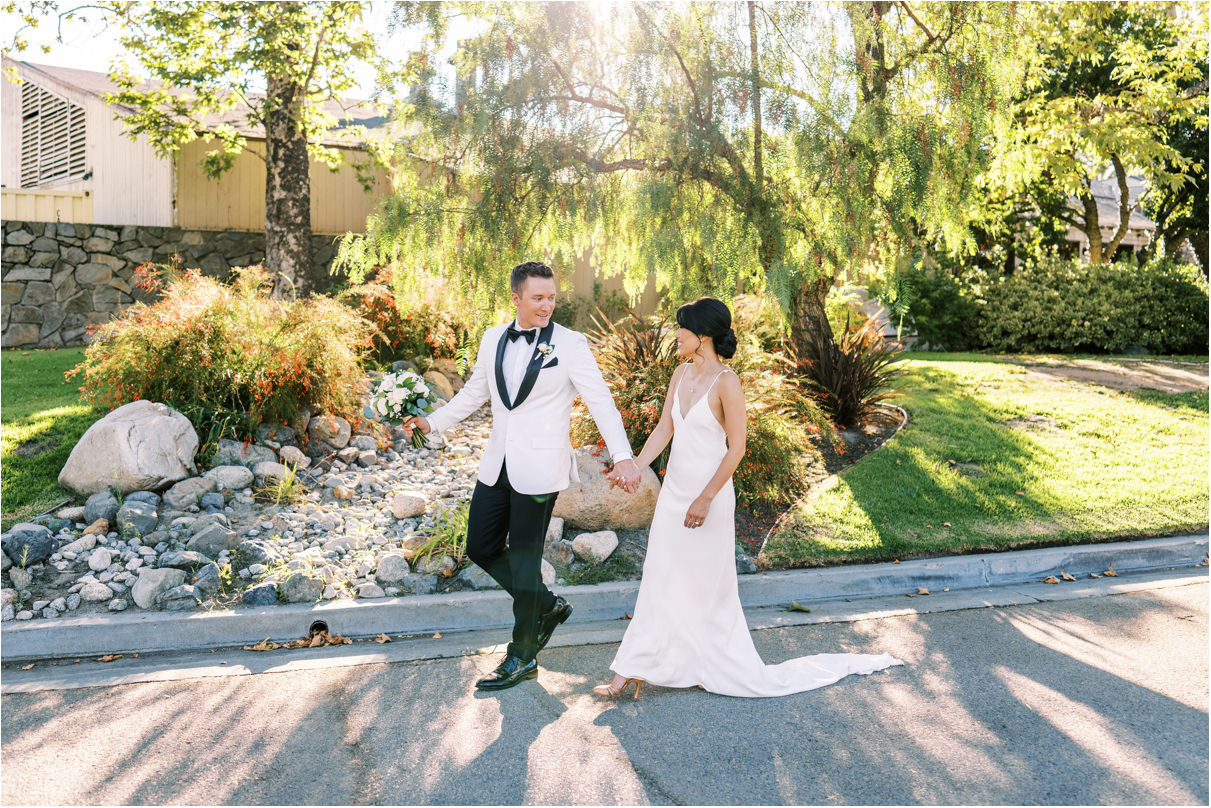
[1,57,390,235]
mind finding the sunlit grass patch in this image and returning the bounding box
[760,356,1209,568]
[2,347,102,529]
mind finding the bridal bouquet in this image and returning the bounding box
[365,370,435,448]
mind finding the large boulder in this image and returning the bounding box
[1,523,55,566]
[552,448,661,530]
[58,400,198,495]
[423,371,454,401]
[163,477,218,510]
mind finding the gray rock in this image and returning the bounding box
[83,491,121,524]
[280,573,323,603]
[1,604,13,621]
[211,438,277,469]
[66,593,81,610]
[190,563,222,593]
[187,524,239,556]
[80,581,116,602]
[456,564,500,590]
[158,584,202,610]
[544,540,575,567]
[131,567,186,609]
[278,445,311,470]
[202,464,255,490]
[236,540,279,566]
[87,547,113,572]
[571,530,619,563]
[2,523,55,565]
[255,422,296,446]
[59,535,97,555]
[337,447,360,463]
[350,435,377,451]
[356,582,386,599]
[108,598,128,612]
[163,477,217,509]
[0,550,9,572]
[736,554,758,575]
[356,450,379,468]
[242,582,279,606]
[8,567,33,591]
[158,550,215,571]
[391,491,427,519]
[252,461,289,480]
[545,517,565,543]
[541,558,556,588]
[56,505,87,522]
[116,500,158,537]
[125,491,161,507]
[374,553,411,585]
[309,415,352,449]
[199,492,226,510]
[58,400,199,495]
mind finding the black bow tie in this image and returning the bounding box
[507,326,537,344]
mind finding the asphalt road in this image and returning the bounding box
[2,580,1206,806]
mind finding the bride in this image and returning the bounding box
[598,297,903,699]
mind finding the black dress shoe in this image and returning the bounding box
[536,596,573,653]
[475,653,538,691]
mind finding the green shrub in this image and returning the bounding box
[337,264,472,365]
[68,263,375,432]
[572,309,836,506]
[971,256,1209,354]
[895,266,981,351]
[552,282,630,332]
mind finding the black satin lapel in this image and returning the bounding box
[511,320,555,410]
[494,327,513,410]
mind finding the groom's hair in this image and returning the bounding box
[510,261,555,293]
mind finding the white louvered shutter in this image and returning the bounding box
[20,81,87,187]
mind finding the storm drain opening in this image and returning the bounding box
[309,620,329,637]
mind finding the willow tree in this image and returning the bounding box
[341,1,1021,355]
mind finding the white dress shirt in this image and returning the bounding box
[503,319,539,403]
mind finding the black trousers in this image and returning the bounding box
[465,460,559,660]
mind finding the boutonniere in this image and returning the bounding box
[537,342,555,358]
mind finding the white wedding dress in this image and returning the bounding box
[609,370,904,697]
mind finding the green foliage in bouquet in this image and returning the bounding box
[68,263,374,434]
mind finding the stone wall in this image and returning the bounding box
[1,221,341,349]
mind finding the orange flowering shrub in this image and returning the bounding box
[68,264,375,430]
[338,265,471,365]
[572,309,836,507]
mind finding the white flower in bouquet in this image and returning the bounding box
[365,370,437,447]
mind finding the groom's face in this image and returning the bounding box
[512,276,557,330]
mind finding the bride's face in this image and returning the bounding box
[675,327,702,359]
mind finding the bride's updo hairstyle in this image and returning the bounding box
[676,297,738,360]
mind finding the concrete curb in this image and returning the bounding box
[1,532,1206,663]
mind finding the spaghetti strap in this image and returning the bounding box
[702,369,728,396]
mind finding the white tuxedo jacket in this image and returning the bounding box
[425,321,633,495]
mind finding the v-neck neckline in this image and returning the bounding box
[676,367,725,420]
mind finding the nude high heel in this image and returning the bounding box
[593,674,643,700]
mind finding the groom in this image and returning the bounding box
[404,261,641,691]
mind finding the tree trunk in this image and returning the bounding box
[1079,189,1103,263]
[789,275,834,364]
[264,72,316,297]
[1102,154,1134,260]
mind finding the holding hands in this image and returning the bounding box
[607,458,643,494]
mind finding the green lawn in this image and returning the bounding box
[761,354,1209,568]
[1,347,102,530]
